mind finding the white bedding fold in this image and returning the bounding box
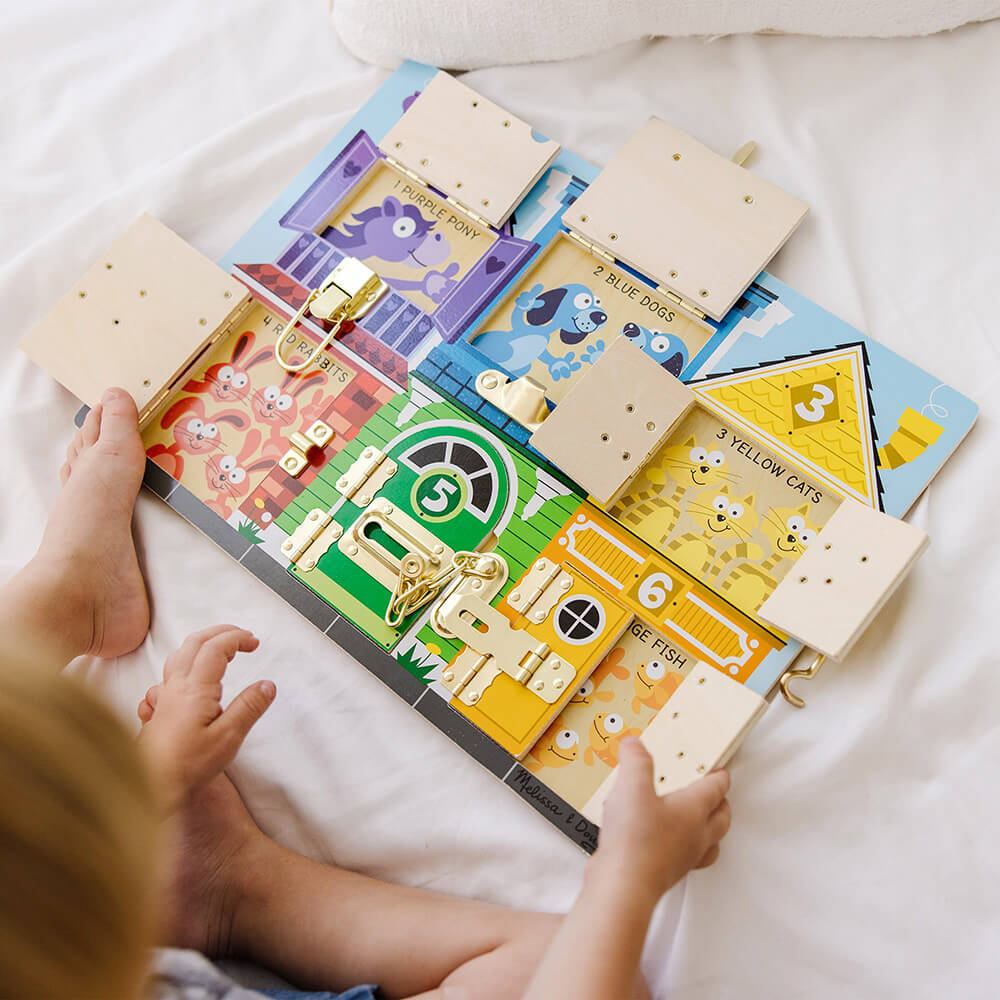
[332,0,1000,68]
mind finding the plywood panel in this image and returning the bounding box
[569,119,808,321]
[20,214,249,425]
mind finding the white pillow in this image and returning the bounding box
[332,0,1000,69]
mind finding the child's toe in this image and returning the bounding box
[97,388,141,450]
[81,403,103,446]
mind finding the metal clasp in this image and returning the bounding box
[274,257,388,374]
[432,591,574,705]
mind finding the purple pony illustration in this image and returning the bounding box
[324,195,459,303]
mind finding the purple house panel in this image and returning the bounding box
[279,130,382,233]
[431,235,538,344]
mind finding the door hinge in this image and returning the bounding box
[335,446,398,508]
[282,507,344,570]
[567,228,614,263]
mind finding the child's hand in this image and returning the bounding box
[591,738,731,905]
[136,625,275,812]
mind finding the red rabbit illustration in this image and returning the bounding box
[146,397,250,479]
[249,369,328,459]
[203,428,272,519]
[183,331,273,406]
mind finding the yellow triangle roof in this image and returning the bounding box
[694,344,882,508]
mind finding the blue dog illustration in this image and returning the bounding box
[475,282,608,381]
[621,321,688,377]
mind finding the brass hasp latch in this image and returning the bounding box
[274,258,388,374]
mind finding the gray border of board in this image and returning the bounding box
[77,406,598,853]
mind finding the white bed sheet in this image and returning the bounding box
[2,3,999,996]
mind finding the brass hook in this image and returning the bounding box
[274,291,345,374]
[779,651,826,709]
[273,258,388,375]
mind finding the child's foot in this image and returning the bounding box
[40,388,150,658]
[138,683,270,957]
[159,770,263,958]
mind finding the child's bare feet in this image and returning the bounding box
[159,771,264,957]
[40,388,149,658]
[136,660,274,957]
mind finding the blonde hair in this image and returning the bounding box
[0,664,160,999]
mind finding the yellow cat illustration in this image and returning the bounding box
[665,485,760,578]
[610,436,736,544]
[716,503,818,612]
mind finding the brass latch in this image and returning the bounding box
[474,370,550,433]
[274,257,388,374]
[338,496,505,628]
[433,591,574,706]
[279,420,334,477]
